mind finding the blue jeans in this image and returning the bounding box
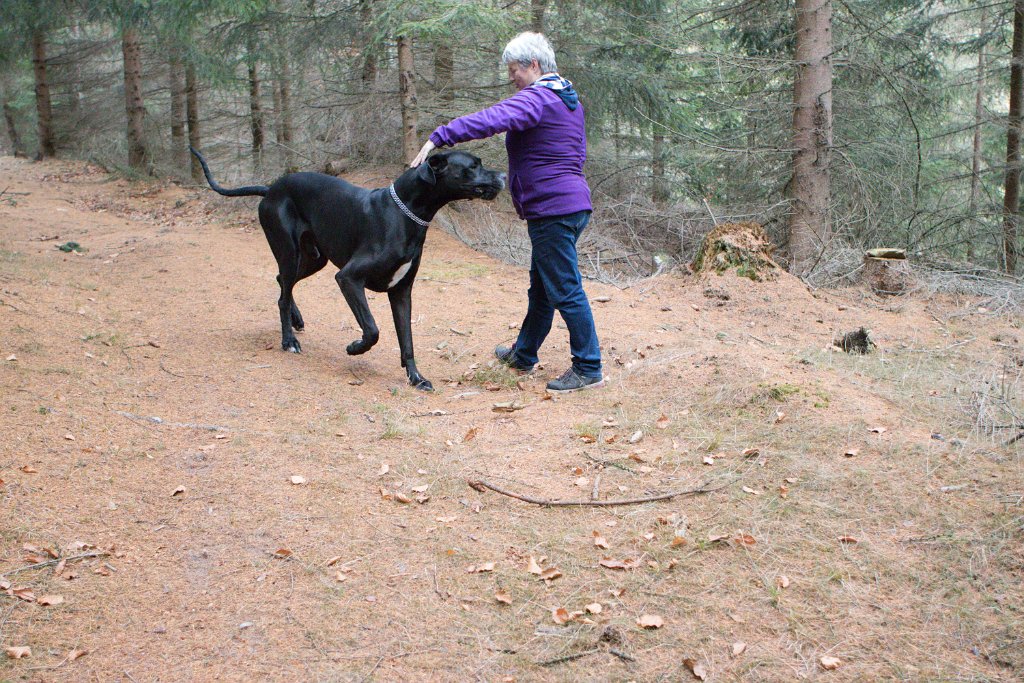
[511,210,602,378]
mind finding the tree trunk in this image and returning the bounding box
[397,35,419,166]
[531,0,549,33]
[169,51,187,173]
[435,44,454,109]
[969,7,988,262]
[186,61,202,181]
[1004,0,1024,275]
[122,27,147,171]
[248,56,265,161]
[32,30,55,159]
[275,59,295,172]
[2,81,25,157]
[651,112,667,206]
[360,0,377,88]
[788,0,833,277]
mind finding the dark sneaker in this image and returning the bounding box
[494,345,534,373]
[546,368,605,394]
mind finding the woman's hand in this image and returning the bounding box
[410,140,436,167]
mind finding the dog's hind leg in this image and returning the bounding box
[259,198,304,353]
[289,232,327,331]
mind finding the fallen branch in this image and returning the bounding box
[468,477,730,507]
[537,648,600,667]
[5,551,110,575]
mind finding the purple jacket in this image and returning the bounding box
[429,85,592,220]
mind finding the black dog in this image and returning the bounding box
[190,147,505,390]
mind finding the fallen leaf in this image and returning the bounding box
[0,578,9,590]
[838,536,858,544]
[467,562,495,574]
[5,354,16,362]
[12,588,36,602]
[593,531,610,549]
[272,548,293,559]
[732,642,747,656]
[289,475,307,485]
[785,477,798,484]
[599,557,638,570]
[585,602,602,614]
[463,427,479,442]
[552,607,572,624]
[93,565,110,577]
[684,658,707,680]
[494,590,512,605]
[742,447,760,457]
[377,462,390,476]
[334,571,347,582]
[702,456,715,466]
[325,556,342,567]
[656,415,670,429]
[642,531,655,541]
[741,486,760,495]
[5,646,30,659]
[37,595,64,606]
[779,485,789,498]
[539,567,562,582]
[608,587,626,598]
[778,575,791,589]
[394,492,412,504]
[574,476,589,487]
[64,433,75,441]
[20,465,38,474]
[628,430,644,444]
[733,533,757,546]
[869,426,887,434]
[411,484,429,493]
[170,485,186,497]
[436,515,457,524]
[774,410,786,423]
[636,614,664,629]
[820,655,842,670]
[707,533,730,543]
[67,649,88,661]
[844,448,859,458]
[527,556,543,575]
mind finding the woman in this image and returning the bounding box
[410,31,603,393]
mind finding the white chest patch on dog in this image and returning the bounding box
[388,262,413,289]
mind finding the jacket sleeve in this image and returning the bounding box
[429,89,544,147]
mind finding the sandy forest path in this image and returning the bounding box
[1,156,1022,682]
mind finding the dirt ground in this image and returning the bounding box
[1,156,1023,682]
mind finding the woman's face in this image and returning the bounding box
[508,59,542,91]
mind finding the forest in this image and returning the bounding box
[0,0,1015,283]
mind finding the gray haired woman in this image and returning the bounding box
[411,32,603,393]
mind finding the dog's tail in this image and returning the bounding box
[189,146,269,197]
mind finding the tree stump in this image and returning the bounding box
[691,222,779,281]
[862,248,912,296]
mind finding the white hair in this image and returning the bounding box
[501,32,558,73]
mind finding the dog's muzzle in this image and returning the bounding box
[473,173,506,200]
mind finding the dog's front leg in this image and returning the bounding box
[388,284,432,391]
[335,268,379,355]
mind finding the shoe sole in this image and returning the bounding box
[546,378,606,394]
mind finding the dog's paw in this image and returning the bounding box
[283,339,301,353]
[412,377,434,392]
[346,339,371,355]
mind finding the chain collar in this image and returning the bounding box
[389,185,430,227]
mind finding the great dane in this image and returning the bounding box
[190,147,505,390]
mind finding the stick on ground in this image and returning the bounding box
[468,477,730,507]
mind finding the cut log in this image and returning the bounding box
[862,249,913,296]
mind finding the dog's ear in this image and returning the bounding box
[417,154,448,185]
